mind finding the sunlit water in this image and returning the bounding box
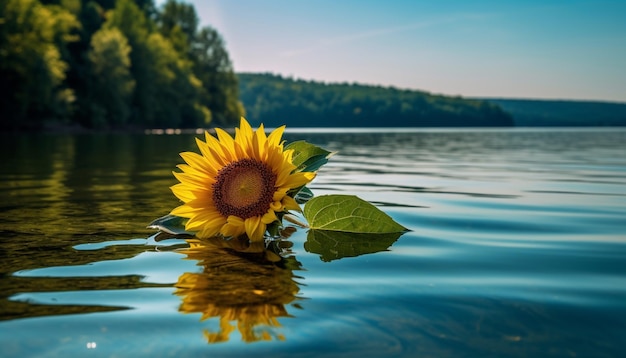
[1,128,625,357]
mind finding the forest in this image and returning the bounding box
[484,98,626,127]
[0,0,242,131]
[238,73,514,128]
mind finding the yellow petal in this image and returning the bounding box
[267,147,293,178]
[252,124,268,161]
[262,211,278,224]
[236,117,253,143]
[244,216,265,242]
[272,187,289,202]
[177,164,216,182]
[195,137,210,156]
[197,225,222,239]
[203,133,230,165]
[208,146,231,169]
[238,117,254,138]
[232,139,247,160]
[267,125,286,147]
[283,148,295,164]
[180,151,216,175]
[284,171,316,189]
[270,201,284,212]
[215,128,237,162]
[171,204,203,217]
[171,183,196,202]
[282,195,301,211]
[186,214,226,232]
[275,162,296,186]
[173,171,211,189]
[220,216,246,238]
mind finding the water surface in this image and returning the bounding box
[1,128,625,357]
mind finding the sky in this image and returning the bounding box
[161,0,626,102]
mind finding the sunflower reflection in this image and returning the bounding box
[175,232,303,343]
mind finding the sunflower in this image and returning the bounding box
[170,118,315,242]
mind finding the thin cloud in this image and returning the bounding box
[280,13,492,58]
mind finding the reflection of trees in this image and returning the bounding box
[175,236,303,343]
[0,133,197,320]
[0,239,182,321]
[0,134,195,275]
[0,276,142,321]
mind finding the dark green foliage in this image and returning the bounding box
[156,1,242,126]
[484,98,626,126]
[239,73,514,127]
[87,27,134,126]
[0,0,242,131]
[0,0,79,130]
[191,27,242,126]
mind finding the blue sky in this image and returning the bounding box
[161,0,626,102]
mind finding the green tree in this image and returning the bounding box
[1,0,240,130]
[143,31,209,127]
[191,26,242,125]
[104,0,210,128]
[0,0,78,130]
[86,27,135,127]
[63,1,106,126]
[157,0,242,126]
[158,0,197,44]
[238,73,514,127]
[103,0,150,125]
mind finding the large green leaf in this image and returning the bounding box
[305,230,403,262]
[303,195,408,233]
[285,140,333,172]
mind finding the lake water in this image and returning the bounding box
[1,128,625,357]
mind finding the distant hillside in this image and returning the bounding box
[238,73,513,127]
[483,98,626,126]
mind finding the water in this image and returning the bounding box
[1,128,625,357]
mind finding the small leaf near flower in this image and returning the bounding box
[294,186,314,204]
[147,214,195,236]
[303,195,408,233]
[285,140,334,173]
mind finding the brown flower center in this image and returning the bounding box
[212,158,277,219]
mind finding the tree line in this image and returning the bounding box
[239,73,514,128]
[485,98,626,126]
[0,0,243,131]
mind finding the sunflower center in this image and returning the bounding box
[212,158,277,219]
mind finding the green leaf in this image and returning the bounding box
[285,140,333,172]
[304,230,403,262]
[298,154,330,173]
[147,214,195,236]
[303,195,408,233]
[294,186,314,204]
